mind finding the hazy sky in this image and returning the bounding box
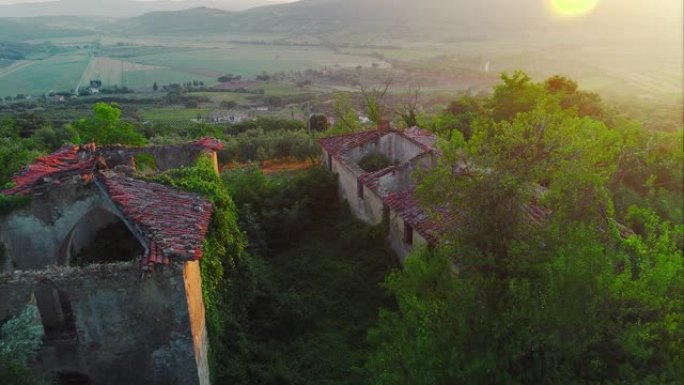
[0,0,298,4]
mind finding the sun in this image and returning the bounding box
[550,0,600,16]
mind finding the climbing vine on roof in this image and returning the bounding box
[154,154,247,382]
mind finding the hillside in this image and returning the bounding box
[107,0,552,39]
[0,18,94,41]
[105,0,682,47]
[0,0,281,18]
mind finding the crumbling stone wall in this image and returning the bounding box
[99,144,208,173]
[0,262,208,385]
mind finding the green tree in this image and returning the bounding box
[332,92,362,133]
[489,70,544,121]
[308,114,329,132]
[68,103,146,146]
[368,74,683,384]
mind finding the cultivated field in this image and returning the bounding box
[0,53,90,96]
[77,56,165,89]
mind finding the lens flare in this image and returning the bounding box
[551,0,600,16]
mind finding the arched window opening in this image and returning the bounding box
[65,207,144,266]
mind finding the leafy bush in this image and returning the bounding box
[0,306,51,385]
[222,166,397,384]
[134,153,157,173]
[358,153,393,172]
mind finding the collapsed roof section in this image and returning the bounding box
[2,138,221,270]
[319,127,446,244]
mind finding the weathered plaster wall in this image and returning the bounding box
[0,180,140,271]
[331,156,384,225]
[183,261,210,385]
[106,145,206,172]
[344,132,424,167]
[0,181,103,271]
[0,263,205,385]
[387,211,427,262]
[378,132,424,164]
[378,153,434,194]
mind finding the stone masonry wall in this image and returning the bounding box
[0,262,204,385]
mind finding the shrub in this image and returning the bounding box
[358,153,393,172]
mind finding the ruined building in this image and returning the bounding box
[319,124,556,261]
[318,124,448,260]
[0,138,223,385]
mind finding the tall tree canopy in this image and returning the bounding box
[69,102,147,146]
[367,72,683,384]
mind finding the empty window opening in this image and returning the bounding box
[357,179,364,199]
[403,222,413,246]
[35,282,77,341]
[71,218,144,266]
[61,207,144,266]
[327,153,333,171]
[56,371,91,385]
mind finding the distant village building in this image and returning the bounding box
[0,138,223,385]
[207,110,248,124]
[318,123,448,261]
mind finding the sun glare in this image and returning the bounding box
[551,0,600,16]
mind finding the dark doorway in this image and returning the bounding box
[34,281,77,341]
[56,371,91,385]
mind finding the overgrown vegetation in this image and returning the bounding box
[366,72,684,384]
[153,155,247,383]
[358,153,393,172]
[221,166,397,384]
[0,306,51,385]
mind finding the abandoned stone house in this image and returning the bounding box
[318,124,449,261]
[0,138,223,385]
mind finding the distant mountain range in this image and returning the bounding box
[0,0,285,18]
[0,0,679,48]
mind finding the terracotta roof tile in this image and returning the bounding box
[3,139,222,271]
[195,137,224,151]
[383,187,456,245]
[317,129,388,156]
[96,172,213,266]
[403,126,441,155]
[3,144,98,196]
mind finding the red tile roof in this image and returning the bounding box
[96,172,213,269]
[404,127,441,155]
[317,129,388,156]
[3,139,221,271]
[384,187,455,245]
[195,137,224,152]
[3,144,98,196]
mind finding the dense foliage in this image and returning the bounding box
[0,306,51,385]
[367,72,683,384]
[221,166,397,384]
[68,102,147,146]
